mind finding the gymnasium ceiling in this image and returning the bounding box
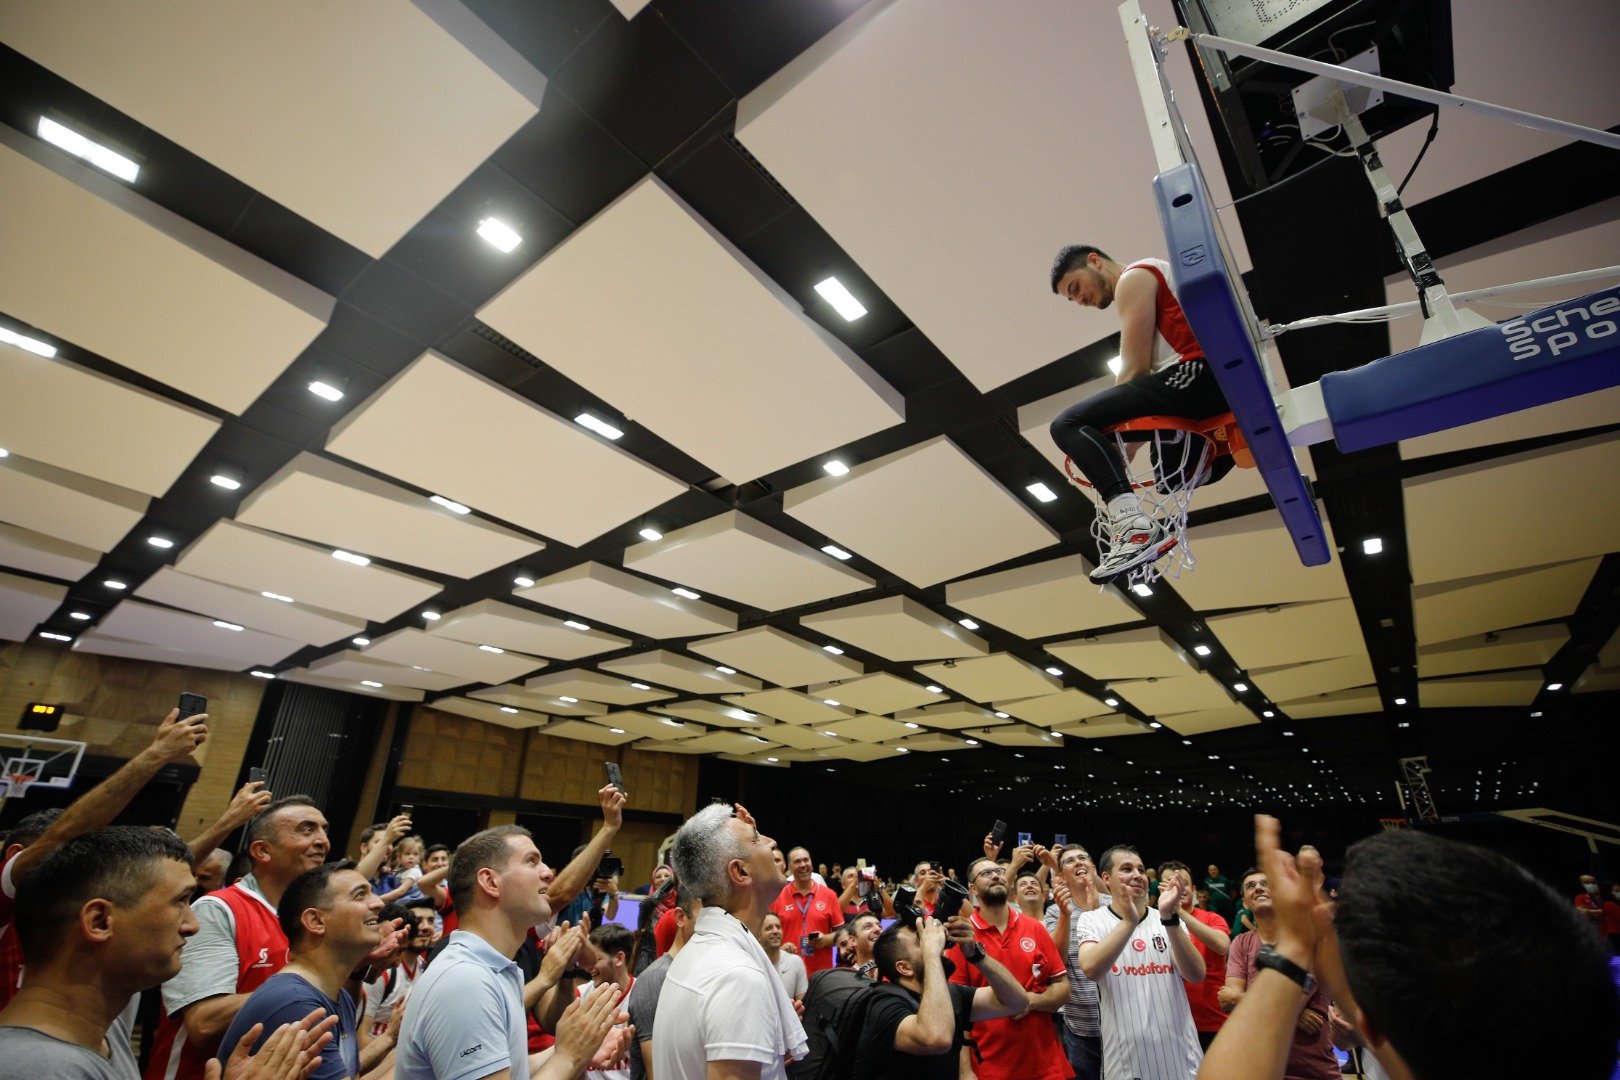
[2,0,1617,820]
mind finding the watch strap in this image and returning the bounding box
[1254,944,1310,990]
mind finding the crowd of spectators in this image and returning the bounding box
[0,705,1616,1080]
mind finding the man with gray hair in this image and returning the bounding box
[655,803,808,1080]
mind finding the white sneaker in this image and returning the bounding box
[1090,517,1174,581]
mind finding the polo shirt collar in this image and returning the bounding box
[970,905,1021,935]
[447,929,521,974]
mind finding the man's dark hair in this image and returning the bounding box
[448,826,531,911]
[245,795,320,849]
[1239,865,1263,887]
[1096,845,1140,875]
[379,901,414,929]
[277,860,358,949]
[426,843,450,860]
[1336,829,1618,1080]
[872,923,912,984]
[404,895,437,914]
[673,884,698,918]
[3,807,63,852]
[1158,859,1189,878]
[1050,244,1111,292]
[14,826,193,964]
[590,923,635,961]
[360,823,387,847]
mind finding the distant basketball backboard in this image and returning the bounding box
[0,731,86,803]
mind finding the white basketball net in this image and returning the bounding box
[1068,427,1216,588]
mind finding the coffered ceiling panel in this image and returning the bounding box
[279,668,425,703]
[95,599,302,668]
[1045,626,1195,681]
[427,599,629,661]
[327,353,686,548]
[946,554,1139,639]
[173,521,441,624]
[72,628,268,673]
[0,137,327,413]
[1413,559,1599,644]
[0,571,67,642]
[624,511,873,611]
[1418,670,1542,708]
[236,453,543,579]
[784,437,1058,588]
[757,723,849,752]
[360,627,546,685]
[468,684,607,717]
[0,521,102,584]
[822,714,912,743]
[516,562,738,639]
[690,625,863,687]
[1252,655,1375,705]
[1417,625,1568,679]
[541,720,640,747]
[593,711,704,742]
[1171,509,1349,611]
[2,0,538,257]
[523,670,673,707]
[892,702,1012,731]
[136,567,364,647]
[479,176,904,484]
[0,453,147,553]
[963,725,1066,748]
[722,688,852,726]
[799,595,988,662]
[661,730,780,756]
[1275,688,1384,720]
[1158,705,1262,736]
[804,672,943,715]
[1052,714,1153,739]
[1110,674,1235,715]
[993,689,1111,728]
[1207,600,1368,670]
[914,653,1060,704]
[308,650,466,693]
[598,649,763,695]
[431,697,549,730]
[651,700,770,730]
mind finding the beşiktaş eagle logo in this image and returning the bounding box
[1152,934,1168,953]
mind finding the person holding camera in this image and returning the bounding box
[853,914,1027,1080]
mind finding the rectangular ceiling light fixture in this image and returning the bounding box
[476,217,523,253]
[260,591,294,603]
[574,413,624,440]
[638,527,663,541]
[307,379,345,402]
[331,549,370,566]
[1362,536,1384,555]
[212,620,244,631]
[671,587,701,600]
[37,116,140,182]
[209,472,243,491]
[821,544,853,560]
[1026,482,1059,503]
[429,494,471,514]
[0,325,57,358]
[813,276,868,321]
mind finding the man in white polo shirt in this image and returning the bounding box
[396,826,629,1080]
[1074,845,1203,1080]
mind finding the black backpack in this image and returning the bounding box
[788,968,911,1080]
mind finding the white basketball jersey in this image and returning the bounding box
[1073,905,1203,1080]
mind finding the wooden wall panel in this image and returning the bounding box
[612,819,678,892]
[621,747,700,816]
[517,731,605,806]
[398,707,524,797]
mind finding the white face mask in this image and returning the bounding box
[1584,883,1601,895]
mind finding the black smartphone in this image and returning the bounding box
[248,767,268,785]
[605,761,626,795]
[399,804,414,818]
[989,820,1007,845]
[177,692,207,720]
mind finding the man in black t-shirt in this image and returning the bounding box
[854,916,1028,1080]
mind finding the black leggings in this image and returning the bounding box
[1050,359,1233,504]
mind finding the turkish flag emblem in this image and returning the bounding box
[1131,938,1147,953]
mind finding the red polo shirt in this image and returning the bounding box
[1184,906,1230,1033]
[771,881,844,975]
[947,906,1073,1080]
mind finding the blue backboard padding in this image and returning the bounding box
[1153,163,1331,567]
[1321,284,1620,452]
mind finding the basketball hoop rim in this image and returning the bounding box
[1063,413,1235,491]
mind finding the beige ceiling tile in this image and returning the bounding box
[427,599,629,661]
[962,725,1066,748]
[1599,627,1620,670]
[517,562,737,638]
[70,628,259,672]
[892,702,1011,730]
[895,731,983,753]
[690,626,863,686]
[598,650,763,695]
[804,672,942,714]
[541,720,641,747]
[136,567,364,647]
[4,1,537,257]
[822,714,913,743]
[360,628,546,685]
[1401,386,1620,460]
[718,751,795,768]
[947,554,1140,639]
[1110,674,1234,715]
[722,688,852,726]
[278,668,425,702]
[784,437,1058,588]
[914,653,1060,703]
[1274,688,1384,719]
[824,742,911,762]
[173,520,441,624]
[327,353,686,548]
[666,730,781,755]
[523,670,673,707]
[1404,434,1620,584]
[308,651,466,693]
[0,137,326,413]
[0,521,101,583]
[1207,600,1367,669]
[429,697,549,730]
[756,724,849,751]
[1418,670,1542,708]
[651,700,772,730]
[480,176,903,484]
[1158,706,1262,736]
[1413,559,1599,643]
[1252,655,1374,704]
[1574,665,1620,694]
[1046,626,1196,680]
[624,511,873,611]
[0,344,220,498]
[467,685,607,717]
[95,599,303,668]
[0,453,147,553]
[0,571,67,642]
[799,595,988,662]
[593,711,703,742]
[1171,508,1348,611]
[1418,625,1568,679]
[236,453,543,579]
[993,689,1111,727]
[1052,715,1153,739]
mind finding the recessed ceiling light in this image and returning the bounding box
[766,756,779,763]
[478,645,505,654]
[926,685,944,694]
[1026,482,1059,503]
[0,325,57,358]
[822,644,844,655]
[994,711,1010,719]
[38,631,72,642]
[103,579,126,590]
[958,618,979,630]
[1148,721,1163,729]
[631,682,652,691]
[823,699,841,707]
[37,116,140,181]
[1130,582,1153,597]
[1546,682,1564,691]
[638,528,663,542]
[1208,754,1220,760]
[904,722,920,729]
[352,637,370,647]
[1262,710,1275,718]
[513,576,535,588]
[822,730,839,737]
[209,473,243,491]
[261,592,294,603]
[965,739,979,746]
[212,620,243,631]
[671,587,701,600]
[1045,666,1064,676]
[68,611,92,621]
[360,680,384,688]
[1182,739,1192,745]
[331,549,370,566]
[476,216,523,253]
[611,727,628,734]
[661,718,685,728]
[1283,730,1294,736]
[307,379,345,402]
[1232,682,1249,693]
[1362,536,1384,555]
[821,544,853,560]
[574,413,624,440]
[895,746,910,754]
[813,276,868,321]
[147,535,174,549]
[823,460,850,477]
[412,665,431,672]
[1104,696,1120,707]
[421,610,440,621]
[250,670,276,679]
[1397,721,1410,728]
[1393,696,1407,705]
[715,665,737,675]
[563,620,591,631]
[1193,644,1212,657]
[429,494,471,515]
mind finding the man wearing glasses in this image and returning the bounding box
[944,858,1073,1080]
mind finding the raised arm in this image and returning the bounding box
[188,781,272,865]
[1159,882,1206,984]
[548,786,624,909]
[355,815,411,883]
[893,918,957,1055]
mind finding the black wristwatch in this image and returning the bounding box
[1254,944,1316,994]
[959,940,985,964]
[1161,914,1179,926]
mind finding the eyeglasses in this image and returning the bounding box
[1242,879,1269,893]
[974,866,1006,880]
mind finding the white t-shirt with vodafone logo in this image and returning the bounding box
[1073,904,1202,1080]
